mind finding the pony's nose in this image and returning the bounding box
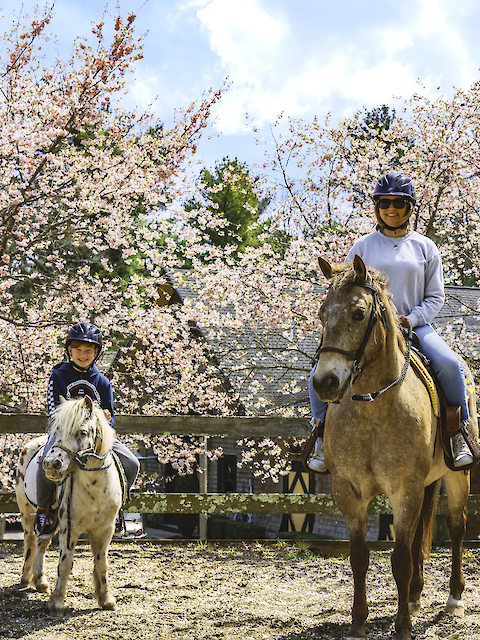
[43,459,62,471]
[313,373,340,398]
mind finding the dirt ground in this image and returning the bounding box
[1,540,480,640]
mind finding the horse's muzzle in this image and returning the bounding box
[312,370,350,403]
[43,454,74,484]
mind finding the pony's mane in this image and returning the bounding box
[51,397,113,455]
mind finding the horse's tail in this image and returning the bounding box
[421,479,441,559]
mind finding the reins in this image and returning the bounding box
[317,278,413,403]
[49,441,114,551]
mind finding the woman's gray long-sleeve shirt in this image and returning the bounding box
[345,230,445,328]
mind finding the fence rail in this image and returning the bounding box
[1,491,480,516]
[2,414,480,541]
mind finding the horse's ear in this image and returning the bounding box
[353,254,367,282]
[84,396,94,412]
[59,395,66,404]
[318,256,334,280]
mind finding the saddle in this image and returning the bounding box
[405,331,480,472]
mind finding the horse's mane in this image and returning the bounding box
[331,262,396,312]
[51,397,113,456]
[328,261,402,343]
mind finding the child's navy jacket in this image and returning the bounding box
[47,361,115,427]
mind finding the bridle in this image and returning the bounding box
[49,442,112,478]
[316,278,413,403]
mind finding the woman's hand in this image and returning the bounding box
[103,409,112,422]
[398,315,411,328]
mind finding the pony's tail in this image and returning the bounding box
[421,479,441,559]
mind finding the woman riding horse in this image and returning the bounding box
[307,171,473,473]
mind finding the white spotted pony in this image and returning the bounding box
[16,395,123,616]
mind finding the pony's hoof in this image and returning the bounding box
[35,580,50,594]
[346,627,367,639]
[446,595,465,617]
[100,595,117,611]
[409,601,421,616]
[47,607,64,618]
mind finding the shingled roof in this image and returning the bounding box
[169,269,319,416]
[437,286,480,333]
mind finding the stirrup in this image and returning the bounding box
[34,503,58,538]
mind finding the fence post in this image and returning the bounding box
[199,436,208,541]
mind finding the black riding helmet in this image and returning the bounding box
[66,322,103,366]
[372,172,416,231]
[372,172,416,205]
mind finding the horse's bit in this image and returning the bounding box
[316,278,413,402]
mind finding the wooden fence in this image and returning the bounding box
[2,414,480,541]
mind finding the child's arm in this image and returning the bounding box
[101,380,116,428]
[47,372,63,419]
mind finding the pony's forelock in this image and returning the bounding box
[331,262,398,328]
[51,397,113,455]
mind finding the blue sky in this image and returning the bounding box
[1,0,480,172]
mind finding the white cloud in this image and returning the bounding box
[194,0,480,137]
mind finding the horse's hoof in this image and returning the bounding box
[446,596,465,617]
[409,601,421,616]
[47,607,64,618]
[346,627,367,639]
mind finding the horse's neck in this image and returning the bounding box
[358,298,404,389]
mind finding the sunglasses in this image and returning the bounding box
[377,198,408,210]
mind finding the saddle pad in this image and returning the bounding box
[410,351,439,417]
[24,447,45,508]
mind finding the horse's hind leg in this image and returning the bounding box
[16,497,51,592]
[31,535,52,593]
[17,508,36,588]
[443,470,469,616]
[90,529,116,610]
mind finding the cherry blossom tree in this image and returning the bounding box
[0,5,227,487]
[2,4,480,490]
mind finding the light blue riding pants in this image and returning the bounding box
[309,323,469,424]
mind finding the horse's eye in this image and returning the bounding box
[77,429,88,438]
[353,309,366,322]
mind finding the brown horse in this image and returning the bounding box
[312,254,477,640]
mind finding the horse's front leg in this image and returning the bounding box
[390,487,424,640]
[333,479,370,639]
[48,521,78,617]
[90,526,117,610]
